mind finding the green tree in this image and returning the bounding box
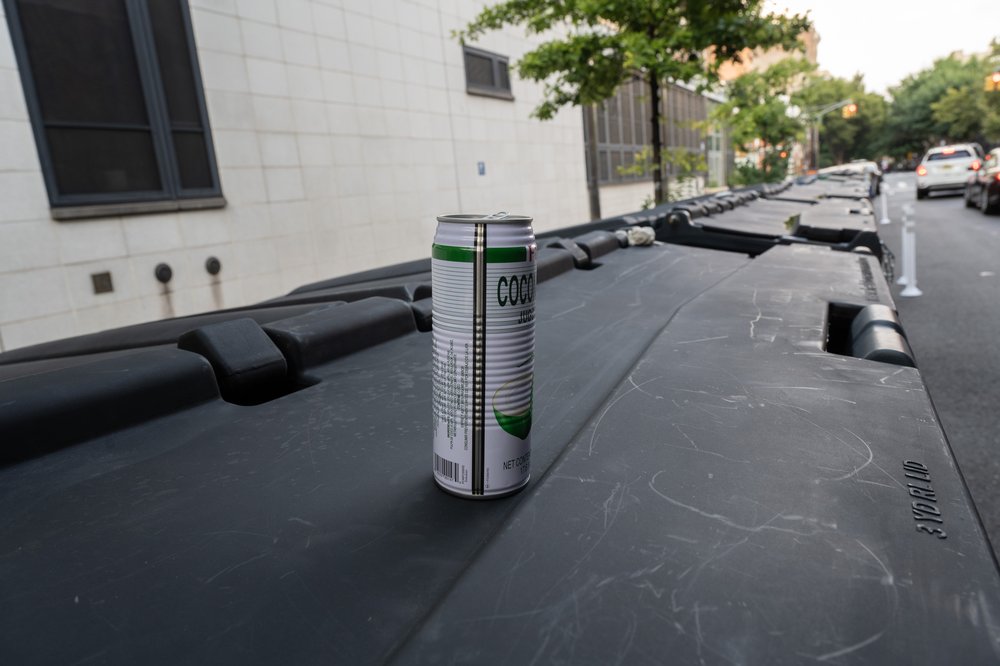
[884,53,987,159]
[930,41,1000,146]
[457,1,810,203]
[971,41,1000,142]
[712,57,813,181]
[985,87,1000,142]
[794,73,888,166]
[931,86,984,142]
[619,145,708,202]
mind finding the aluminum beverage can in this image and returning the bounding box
[432,213,536,498]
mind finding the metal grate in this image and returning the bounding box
[91,271,114,294]
[588,80,713,185]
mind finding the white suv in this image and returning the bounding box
[916,144,982,199]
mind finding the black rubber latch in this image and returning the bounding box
[0,348,218,463]
[674,203,707,220]
[846,231,882,259]
[178,318,287,403]
[537,247,576,282]
[850,304,905,341]
[648,210,672,230]
[851,325,916,368]
[622,212,655,227]
[263,297,417,375]
[411,299,433,332]
[573,231,619,261]
[545,238,590,268]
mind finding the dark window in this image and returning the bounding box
[926,149,972,161]
[4,0,222,215]
[463,45,513,100]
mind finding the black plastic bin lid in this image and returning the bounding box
[0,181,997,665]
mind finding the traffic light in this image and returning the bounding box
[986,72,1000,92]
[841,103,858,118]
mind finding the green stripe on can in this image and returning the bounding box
[432,244,527,263]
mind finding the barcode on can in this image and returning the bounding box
[434,453,460,482]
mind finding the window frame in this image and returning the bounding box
[3,0,224,219]
[462,45,514,101]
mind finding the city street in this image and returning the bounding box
[879,171,1000,555]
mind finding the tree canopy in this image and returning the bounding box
[794,73,888,166]
[711,57,813,180]
[928,42,1000,149]
[457,0,810,203]
[885,44,1000,159]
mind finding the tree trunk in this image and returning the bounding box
[811,124,819,171]
[649,75,667,204]
[582,105,602,220]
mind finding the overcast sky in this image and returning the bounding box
[765,0,1000,95]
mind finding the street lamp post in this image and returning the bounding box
[803,99,855,171]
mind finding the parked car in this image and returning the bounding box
[916,144,981,199]
[965,147,1000,214]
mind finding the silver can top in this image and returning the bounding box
[437,212,533,224]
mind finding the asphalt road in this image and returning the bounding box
[878,171,1000,557]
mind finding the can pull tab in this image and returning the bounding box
[485,211,509,220]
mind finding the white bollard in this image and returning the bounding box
[900,220,923,297]
[879,190,891,225]
[896,221,910,286]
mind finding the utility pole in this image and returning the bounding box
[803,99,855,171]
